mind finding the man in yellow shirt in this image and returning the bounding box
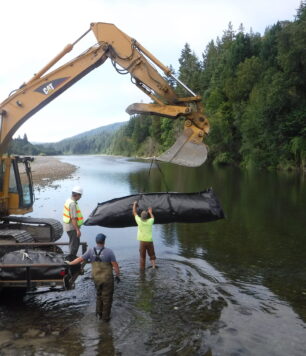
[133,201,156,270]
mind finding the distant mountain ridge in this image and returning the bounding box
[34,122,125,145]
[38,121,127,154]
[56,122,126,143]
[9,122,127,156]
[8,3,306,170]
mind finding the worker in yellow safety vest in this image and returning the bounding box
[63,186,84,257]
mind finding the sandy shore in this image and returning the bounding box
[30,156,77,187]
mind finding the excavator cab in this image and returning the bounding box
[0,156,34,216]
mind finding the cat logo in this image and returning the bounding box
[35,77,69,95]
[43,83,54,95]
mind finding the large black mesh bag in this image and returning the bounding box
[85,188,225,228]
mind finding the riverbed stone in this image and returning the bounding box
[0,330,14,347]
[23,328,41,338]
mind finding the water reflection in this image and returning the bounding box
[127,160,306,324]
[111,259,225,355]
[1,156,305,355]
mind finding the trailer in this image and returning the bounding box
[0,242,87,292]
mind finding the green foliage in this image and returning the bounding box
[160,118,175,150]
[213,152,234,166]
[200,8,306,171]
[178,43,202,94]
[85,8,306,171]
[290,136,306,168]
[7,135,60,156]
[11,7,306,171]
[105,115,177,157]
[39,123,125,155]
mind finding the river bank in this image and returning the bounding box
[30,156,77,187]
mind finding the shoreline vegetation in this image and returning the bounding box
[9,4,306,172]
[31,156,77,187]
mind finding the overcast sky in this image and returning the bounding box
[0,0,301,143]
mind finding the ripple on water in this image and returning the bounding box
[0,258,226,355]
[1,257,305,355]
[107,258,227,355]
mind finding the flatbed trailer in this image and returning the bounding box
[0,242,87,292]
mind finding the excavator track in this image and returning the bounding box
[0,229,33,243]
[1,217,63,243]
[0,229,34,258]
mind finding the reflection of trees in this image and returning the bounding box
[159,224,177,247]
[127,161,219,194]
[128,166,165,194]
[127,161,306,321]
[134,271,155,313]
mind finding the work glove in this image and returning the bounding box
[115,276,121,283]
[64,261,71,265]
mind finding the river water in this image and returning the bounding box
[0,155,305,356]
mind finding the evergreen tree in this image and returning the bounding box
[26,6,306,171]
[178,43,202,94]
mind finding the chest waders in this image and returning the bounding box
[91,248,114,321]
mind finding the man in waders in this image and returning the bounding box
[68,233,120,321]
[133,201,156,270]
[63,186,84,257]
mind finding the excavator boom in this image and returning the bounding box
[0,22,210,291]
[0,22,209,166]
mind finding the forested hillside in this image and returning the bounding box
[8,134,60,156]
[38,122,125,155]
[106,3,306,170]
[9,123,125,155]
[11,3,306,170]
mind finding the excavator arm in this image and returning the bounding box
[0,22,209,166]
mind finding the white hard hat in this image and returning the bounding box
[72,185,83,195]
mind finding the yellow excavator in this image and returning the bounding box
[0,23,209,289]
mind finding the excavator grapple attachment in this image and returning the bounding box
[127,103,209,167]
[157,130,208,167]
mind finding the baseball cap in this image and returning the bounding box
[96,233,106,243]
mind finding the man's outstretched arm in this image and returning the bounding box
[148,207,154,219]
[133,201,138,217]
[67,256,84,265]
[111,261,120,277]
